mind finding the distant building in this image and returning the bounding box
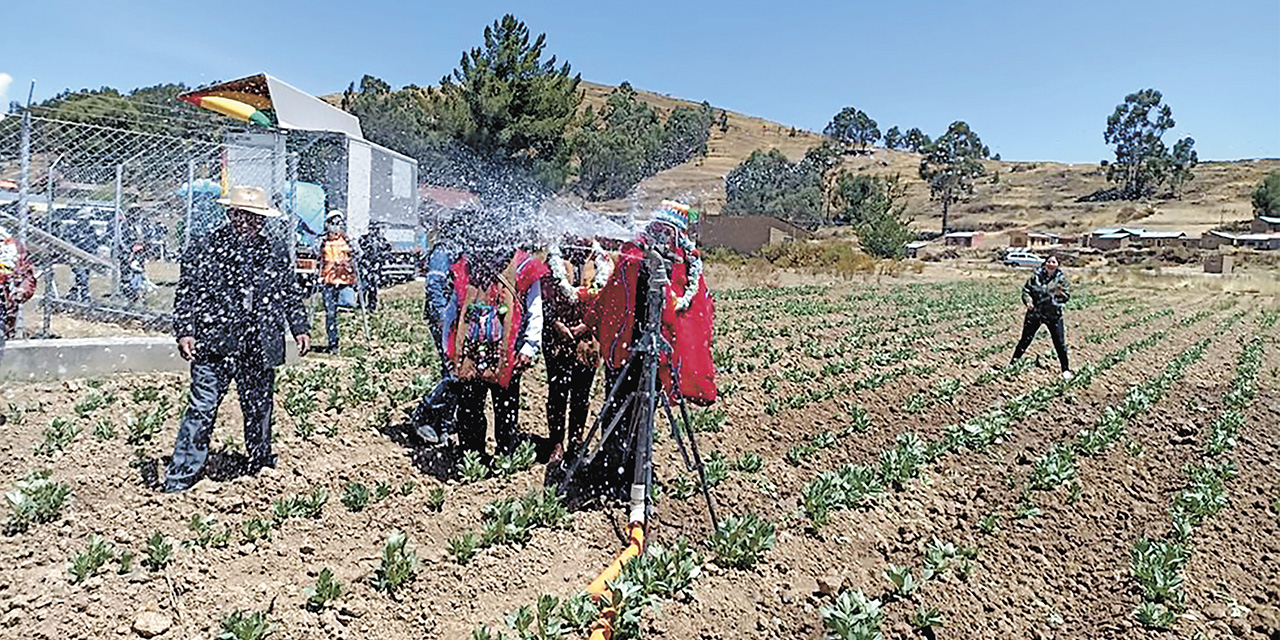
[942,231,983,247]
[1008,230,1064,248]
[1200,230,1238,250]
[1088,227,1192,250]
[1129,230,1187,248]
[1251,216,1280,234]
[1089,232,1131,251]
[1198,230,1280,251]
[697,214,811,254]
[904,240,930,259]
[1235,232,1280,251]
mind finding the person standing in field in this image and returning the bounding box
[412,209,466,445]
[165,186,310,492]
[317,210,356,352]
[1009,254,1072,379]
[442,229,548,459]
[357,222,393,312]
[540,238,604,466]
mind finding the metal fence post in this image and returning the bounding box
[112,163,123,299]
[184,159,195,253]
[13,111,32,336]
[16,111,31,244]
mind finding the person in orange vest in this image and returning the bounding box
[317,210,356,352]
[1,226,37,356]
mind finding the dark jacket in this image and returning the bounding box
[358,231,393,285]
[1021,266,1070,314]
[174,225,309,367]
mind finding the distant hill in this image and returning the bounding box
[572,81,1278,236]
[328,80,1278,235]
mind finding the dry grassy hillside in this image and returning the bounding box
[576,82,1279,237]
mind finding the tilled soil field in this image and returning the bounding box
[1,271,1277,640]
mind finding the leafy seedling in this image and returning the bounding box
[425,487,446,512]
[35,417,81,456]
[116,550,134,575]
[734,452,764,473]
[978,512,1001,535]
[144,532,174,572]
[709,513,776,570]
[820,589,884,640]
[341,482,371,512]
[92,418,116,441]
[242,517,273,544]
[374,530,417,595]
[459,450,489,483]
[218,609,274,640]
[884,564,918,598]
[373,481,393,502]
[447,532,480,565]
[304,568,344,612]
[5,471,72,534]
[69,535,115,583]
[909,606,945,631]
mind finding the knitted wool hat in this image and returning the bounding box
[652,200,691,231]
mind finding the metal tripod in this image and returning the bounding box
[556,245,719,530]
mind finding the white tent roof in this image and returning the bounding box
[179,73,363,139]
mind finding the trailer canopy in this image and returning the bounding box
[178,74,363,139]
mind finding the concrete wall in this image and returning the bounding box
[698,215,808,254]
[1,336,302,382]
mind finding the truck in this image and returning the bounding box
[178,74,421,290]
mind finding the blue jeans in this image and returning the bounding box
[321,284,341,348]
[165,356,276,492]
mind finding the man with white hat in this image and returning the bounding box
[164,186,311,492]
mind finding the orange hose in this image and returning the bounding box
[583,521,646,640]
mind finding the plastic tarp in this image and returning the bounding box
[290,181,327,246]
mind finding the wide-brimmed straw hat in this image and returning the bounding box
[217,186,281,218]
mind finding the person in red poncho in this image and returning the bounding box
[442,232,550,459]
[573,200,717,501]
[1,226,37,354]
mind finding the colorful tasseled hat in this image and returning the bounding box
[653,200,691,231]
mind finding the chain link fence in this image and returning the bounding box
[0,107,294,335]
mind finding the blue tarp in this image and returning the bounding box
[289,181,326,247]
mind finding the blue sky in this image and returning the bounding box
[5,0,1278,162]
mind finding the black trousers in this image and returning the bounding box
[1011,309,1070,372]
[455,373,522,456]
[545,350,596,454]
[166,355,275,491]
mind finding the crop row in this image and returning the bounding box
[1129,310,1271,630]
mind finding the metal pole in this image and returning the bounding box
[184,159,195,252]
[40,159,59,338]
[112,164,123,299]
[16,111,31,245]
